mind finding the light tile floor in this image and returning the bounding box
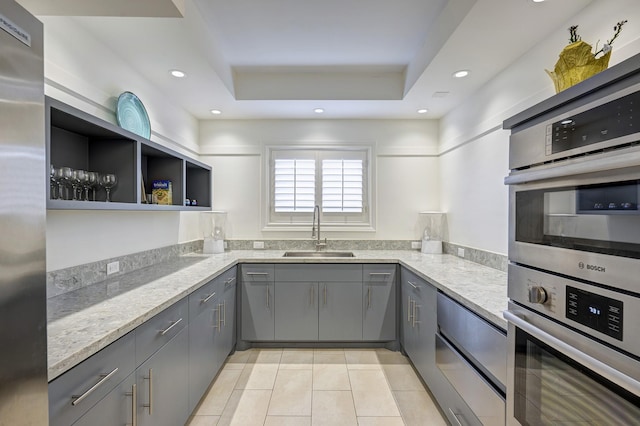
[187,348,447,426]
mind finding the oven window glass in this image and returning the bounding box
[514,328,640,425]
[515,180,640,259]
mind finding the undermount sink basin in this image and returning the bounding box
[283,251,355,258]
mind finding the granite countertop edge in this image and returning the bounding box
[47,249,508,381]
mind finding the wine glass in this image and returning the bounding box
[87,171,99,201]
[101,173,117,202]
[60,167,74,200]
[69,169,83,200]
[50,164,58,199]
[75,170,90,201]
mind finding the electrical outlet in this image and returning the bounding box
[411,241,422,250]
[253,241,265,249]
[457,248,465,258]
[106,261,120,275]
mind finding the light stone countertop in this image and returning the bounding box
[47,250,507,381]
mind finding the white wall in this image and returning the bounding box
[42,16,203,270]
[199,119,440,241]
[439,0,640,255]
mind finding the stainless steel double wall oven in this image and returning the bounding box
[504,57,640,425]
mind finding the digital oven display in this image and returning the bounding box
[566,286,623,341]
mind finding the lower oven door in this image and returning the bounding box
[505,306,640,426]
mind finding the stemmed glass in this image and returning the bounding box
[75,170,90,201]
[87,172,99,201]
[69,170,86,200]
[50,164,58,199]
[60,167,73,200]
[101,174,117,202]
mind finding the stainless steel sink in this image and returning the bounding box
[282,251,355,258]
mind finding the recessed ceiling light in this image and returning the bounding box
[170,69,186,78]
[532,0,545,2]
[210,109,222,115]
[453,70,470,78]
[314,108,324,114]
[417,109,428,114]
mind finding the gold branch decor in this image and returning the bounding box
[546,20,627,93]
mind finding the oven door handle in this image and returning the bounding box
[504,148,640,185]
[504,310,640,396]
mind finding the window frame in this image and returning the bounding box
[264,144,375,232]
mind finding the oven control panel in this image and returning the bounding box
[566,286,623,341]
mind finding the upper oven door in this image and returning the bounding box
[506,146,640,294]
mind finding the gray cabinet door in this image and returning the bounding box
[318,282,363,340]
[136,328,189,426]
[241,281,274,341]
[275,282,319,340]
[400,267,436,381]
[219,274,237,356]
[363,266,396,341]
[73,373,136,426]
[188,295,223,413]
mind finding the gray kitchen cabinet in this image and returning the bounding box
[136,327,189,426]
[73,373,136,426]
[240,264,275,341]
[49,332,136,426]
[218,270,237,360]
[400,267,435,383]
[188,266,237,412]
[318,281,363,340]
[363,265,396,341]
[274,282,319,340]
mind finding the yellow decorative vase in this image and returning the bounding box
[546,41,611,93]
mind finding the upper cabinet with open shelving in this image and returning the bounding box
[46,97,211,211]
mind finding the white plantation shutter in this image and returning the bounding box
[274,159,315,212]
[322,159,363,213]
[268,147,371,227]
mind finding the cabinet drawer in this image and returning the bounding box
[189,278,221,321]
[363,264,396,285]
[136,297,188,365]
[436,334,504,426]
[189,267,236,321]
[49,332,135,426]
[241,264,274,282]
[437,292,506,389]
[275,264,362,282]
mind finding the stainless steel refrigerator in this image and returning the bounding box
[0,1,48,424]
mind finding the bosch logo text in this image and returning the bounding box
[579,262,605,272]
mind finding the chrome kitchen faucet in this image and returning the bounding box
[312,205,327,250]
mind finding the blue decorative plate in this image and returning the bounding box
[116,91,151,139]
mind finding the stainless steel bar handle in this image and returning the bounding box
[412,302,420,327]
[225,277,236,285]
[367,287,371,309]
[71,367,119,406]
[221,300,226,326]
[212,307,220,331]
[202,292,216,304]
[143,369,153,415]
[246,272,269,276]
[369,272,391,276]
[159,318,183,336]
[407,297,413,323]
[125,383,137,426]
[324,284,327,306]
[407,281,418,289]
[448,408,463,426]
[504,311,640,396]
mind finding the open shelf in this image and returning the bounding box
[46,97,211,211]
